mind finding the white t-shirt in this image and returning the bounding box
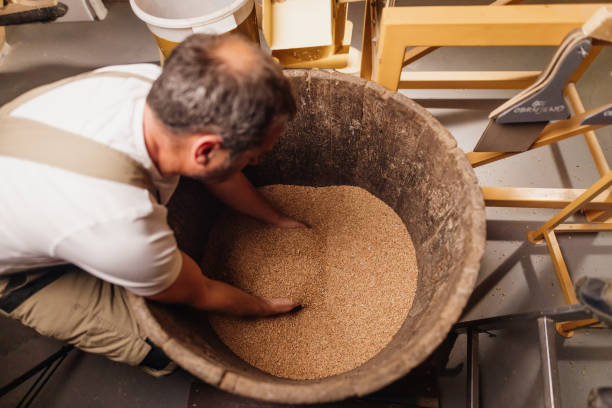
[0,64,182,296]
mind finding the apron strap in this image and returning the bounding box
[0,70,160,201]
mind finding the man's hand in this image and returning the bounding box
[262,298,300,316]
[204,172,310,229]
[271,215,308,229]
[148,251,301,317]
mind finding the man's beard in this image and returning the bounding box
[193,160,237,184]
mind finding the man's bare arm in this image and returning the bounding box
[204,171,306,228]
[146,250,297,316]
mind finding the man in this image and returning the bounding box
[0,33,302,375]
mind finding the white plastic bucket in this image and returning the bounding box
[130,0,259,58]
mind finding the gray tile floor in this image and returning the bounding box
[1,2,611,407]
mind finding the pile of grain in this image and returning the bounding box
[203,185,418,380]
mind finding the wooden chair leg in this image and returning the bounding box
[544,230,578,305]
[543,230,604,337]
[556,318,601,337]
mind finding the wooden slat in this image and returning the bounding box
[555,223,612,233]
[528,172,612,243]
[401,46,438,68]
[382,5,603,46]
[399,70,539,89]
[557,319,600,337]
[587,212,612,223]
[544,230,578,304]
[482,186,612,210]
[400,0,527,68]
[376,4,603,90]
[359,0,373,81]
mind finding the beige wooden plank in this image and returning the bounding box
[544,230,578,304]
[528,172,612,243]
[556,319,600,337]
[555,223,612,233]
[381,5,602,46]
[400,0,527,68]
[401,46,438,68]
[586,211,612,223]
[482,186,612,210]
[582,5,612,42]
[375,4,603,90]
[359,0,373,80]
[265,0,333,50]
[399,70,539,89]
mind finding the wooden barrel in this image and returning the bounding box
[127,69,486,404]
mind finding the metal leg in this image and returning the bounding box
[0,345,74,401]
[456,305,593,408]
[466,328,479,408]
[538,317,561,408]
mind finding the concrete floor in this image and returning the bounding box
[1,1,611,407]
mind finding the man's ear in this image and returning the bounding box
[194,135,223,165]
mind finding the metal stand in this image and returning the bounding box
[0,344,74,408]
[454,304,595,408]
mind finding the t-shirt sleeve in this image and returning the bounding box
[51,204,182,296]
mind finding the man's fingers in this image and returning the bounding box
[265,298,300,315]
[275,216,310,229]
[288,220,309,229]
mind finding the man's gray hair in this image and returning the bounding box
[146,33,296,154]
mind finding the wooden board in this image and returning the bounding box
[482,186,612,210]
[380,4,604,46]
[375,4,604,91]
[582,5,612,42]
[544,230,578,304]
[399,70,539,89]
[263,0,333,50]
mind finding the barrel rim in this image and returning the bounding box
[129,68,486,404]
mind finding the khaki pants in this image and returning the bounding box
[0,265,175,376]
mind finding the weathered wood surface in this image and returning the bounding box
[128,69,486,404]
